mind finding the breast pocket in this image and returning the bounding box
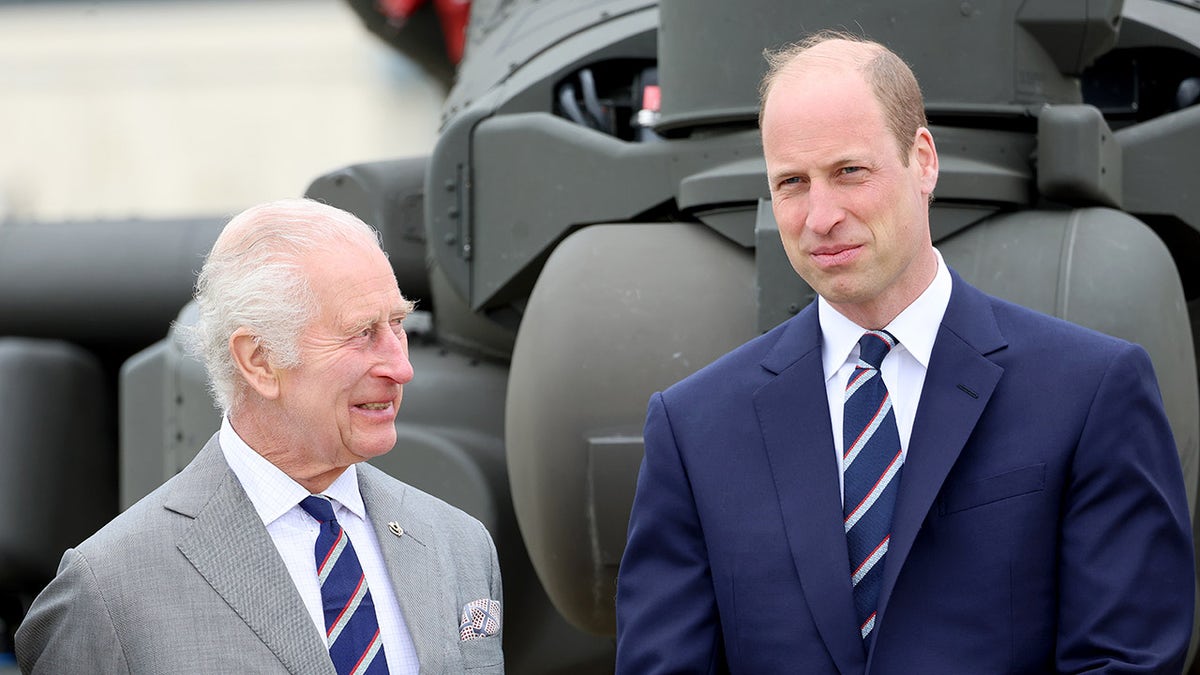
[938,463,1046,515]
[460,634,503,672]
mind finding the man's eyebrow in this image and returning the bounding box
[767,165,804,182]
[827,153,868,168]
[768,153,867,179]
[342,314,387,332]
[341,317,373,334]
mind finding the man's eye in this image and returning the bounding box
[841,166,864,175]
[774,176,805,192]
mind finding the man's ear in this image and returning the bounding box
[913,126,939,195]
[230,328,281,400]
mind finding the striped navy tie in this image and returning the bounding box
[842,330,903,642]
[300,495,389,675]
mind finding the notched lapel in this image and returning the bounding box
[874,277,1006,637]
[175,466,334,675]
[360,469,448,674]
[754,312,867,674]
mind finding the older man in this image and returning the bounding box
[16,199,503,674]
[616,32,1193,673]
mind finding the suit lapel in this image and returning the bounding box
[872,274,1007,640]
[169,439,335,675]
[754,308,867,675]
[358,465,448,673]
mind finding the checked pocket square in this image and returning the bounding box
[459,598,502,641]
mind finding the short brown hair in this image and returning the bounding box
[758,30,928,164]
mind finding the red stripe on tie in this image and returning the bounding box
[845,448,904,524]
[864,332,893,350]
[846,367,870,392]
[861,612,876,634]
[852,535,890,580]
[844,392,890,460]
[350,628,381,675]
[328,574,366,638]
[317,529,344,576]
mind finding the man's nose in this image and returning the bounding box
[804,181,844,235]
[374,328,415,384]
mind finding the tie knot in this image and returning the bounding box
[857,330,897,370]
[299,495,337,524]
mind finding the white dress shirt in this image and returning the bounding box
[819,248,953,502]
[219,416,420,674]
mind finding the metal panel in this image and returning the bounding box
[655,0,1110,132]
[507,222,757,634]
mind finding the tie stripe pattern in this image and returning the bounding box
[300,496,389,675]
[842,330,903,642]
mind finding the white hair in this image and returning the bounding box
[179,198,387,412]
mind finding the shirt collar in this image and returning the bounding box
[322,466,367,520]
[819,247,953,380]
[219,415,367,525]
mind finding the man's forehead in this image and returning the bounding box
[779,55,861,90]
[307,244,405,320]
[331,280,404,313]
[765,66,874,130]
[769,40,881,98]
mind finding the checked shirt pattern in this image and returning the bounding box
[842,330,903,642]
[300,495,389,675]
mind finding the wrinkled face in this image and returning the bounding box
[273,241,414,473]
[761,56,938,328]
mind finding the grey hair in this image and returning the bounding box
[179,198,386,412]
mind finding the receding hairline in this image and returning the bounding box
[759,32,890,123]
[212,198,380,258]
[758,31,929,166]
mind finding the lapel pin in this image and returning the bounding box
[388,521,404,538]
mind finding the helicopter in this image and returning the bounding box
[3,1,1198,671]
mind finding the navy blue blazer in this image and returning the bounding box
[616,271,1194,674]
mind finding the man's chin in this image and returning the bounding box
[352,434,399,461]
[807,278,867,305]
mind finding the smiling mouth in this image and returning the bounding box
[356,402,391,411]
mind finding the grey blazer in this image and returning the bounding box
[15,436,504,674]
